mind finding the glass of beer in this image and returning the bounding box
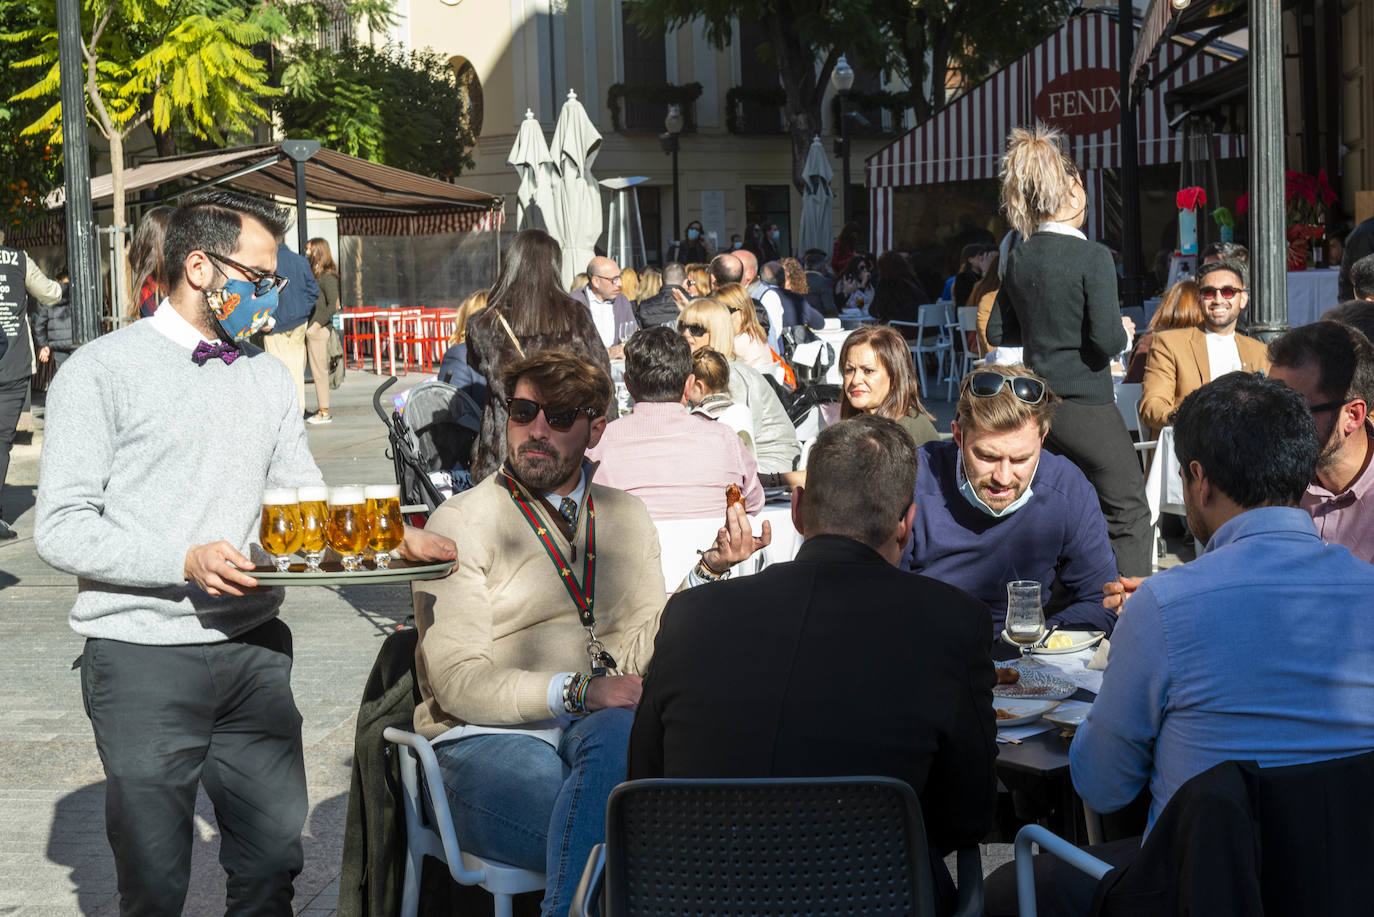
[260,488,303,573]
[365,484,404,568]
[297,486,329,572]
[327,486,368,572]
[1004,580,1047,656]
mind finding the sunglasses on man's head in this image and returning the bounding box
[965,371,1047,405]
[678,322,708,337]
[1199,285,1245,301]
[506,397,600,431]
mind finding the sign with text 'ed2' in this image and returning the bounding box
[1032,68,1122,136]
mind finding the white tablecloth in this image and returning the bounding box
[1287,268,1341,327]
[1144,426,1184,524]
[653,502,802,589]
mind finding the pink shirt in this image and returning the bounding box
[586,401,765,522]
[1300,433,1374,565]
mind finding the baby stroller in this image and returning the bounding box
[373,377,482,523]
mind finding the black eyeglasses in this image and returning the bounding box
[507,397,600,431]
[678,322,708,337]
[966,371,1047,405]
[725,306,740,314]
[1199,285,1245,301]
[1308,398,1355,414]
[204,251,290,297]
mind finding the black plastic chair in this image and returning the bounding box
[570,776,984,917]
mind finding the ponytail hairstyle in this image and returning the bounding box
[999,123,1081,238]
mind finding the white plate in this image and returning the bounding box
[993,662,1078,701]
[1043,700,1094,729]
[1000,629,1106,655]
[994,699,1061,728]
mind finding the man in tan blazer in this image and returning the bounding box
[1140,260,1270,434]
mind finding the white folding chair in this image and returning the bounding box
[890,303,954,402]
[382,727,546,917]
[952,306,983,394]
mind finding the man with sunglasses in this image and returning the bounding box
[900,365,1119,640]
[412,349,767,917]
[1268,320,1374,563]
[1140,259,1269,436]
[34,190,455,915]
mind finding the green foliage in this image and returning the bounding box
[606,82,703,132]
[275,44,475,180]
[1,0,279,145]
[0,1,62,229]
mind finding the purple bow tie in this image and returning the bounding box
[191,340,241,366]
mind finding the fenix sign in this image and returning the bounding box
[1032,68,1123,136]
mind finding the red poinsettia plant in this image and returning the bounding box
[1176,186,1207,211]
[1285,169,1339,225]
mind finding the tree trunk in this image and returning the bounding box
[765,13,830,193]
[108,130,131,318]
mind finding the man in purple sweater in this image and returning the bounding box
[900,365,1119,641]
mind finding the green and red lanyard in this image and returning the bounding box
[503,473,617,674]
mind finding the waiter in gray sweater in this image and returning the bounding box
[34,190,454,915]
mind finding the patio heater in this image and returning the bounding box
[831,56,855,231]
[600,176,649,271]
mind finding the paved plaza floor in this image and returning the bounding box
[1,362,1183,915]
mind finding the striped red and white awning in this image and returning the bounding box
[338,206,504,237]
[1130,0,1177,98]
[866,9,1243,252]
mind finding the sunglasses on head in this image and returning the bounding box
[1199,285,1245,301]
[678,322,708,337]
[966,371,1047,405]
[506,397,600,431]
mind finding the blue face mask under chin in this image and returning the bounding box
[205,278,280,342]
[956,450,1037,518]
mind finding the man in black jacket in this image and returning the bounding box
[628,415,998,912]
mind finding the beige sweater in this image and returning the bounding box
[413,467,668,737]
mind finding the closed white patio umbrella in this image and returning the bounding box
[549,89,603,287]
[508,108,556,232]
[797,135,834,257]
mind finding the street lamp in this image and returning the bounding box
[831,55,855,231]
[663,104,684,254]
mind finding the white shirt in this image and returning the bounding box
[1205,330,1242,379]
[1037,221,1087,240]
[756,285,784,352]
[586,293,616,348]
[149,299,214,348]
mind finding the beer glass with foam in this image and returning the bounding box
[260,488,303,572]
[327,486,368,572]
[297,485,329,572]
[365,484,404,568]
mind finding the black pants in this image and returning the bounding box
[1044,399,1153,578]
[80,618,307,916]
[0,376,29,514]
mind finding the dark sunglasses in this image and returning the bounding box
[1199,285,1245,301]
[966,371,1047,405]
[1308,397,1355,414]
[204,251,290,297]
[678,322,708,337]
[506,397,599,431]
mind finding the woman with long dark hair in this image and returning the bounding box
[303,238,340,424]
[868,251,929,327]
[987,123,1150,577]
[465,229,615,481]
[838,324,938,445]
[129,206,174,319]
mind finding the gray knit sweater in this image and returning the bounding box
[35,319,324,644]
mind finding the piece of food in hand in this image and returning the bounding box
[996,667,1021,686]
[995,708,1017,721]
[725,483,742,510]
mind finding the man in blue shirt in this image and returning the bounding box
[263,236,319,416]
[1072,372,1374,829]
[900,365,1119,640]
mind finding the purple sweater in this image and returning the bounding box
[900,440,1119,637]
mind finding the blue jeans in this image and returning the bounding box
[432,708,633,917]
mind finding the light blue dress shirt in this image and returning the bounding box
[1070,506,1374,832]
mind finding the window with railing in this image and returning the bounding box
[731,17,785,133]
[621,4,668,130]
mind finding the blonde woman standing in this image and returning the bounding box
[304,238,340,424]
[986,123,1150,577]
